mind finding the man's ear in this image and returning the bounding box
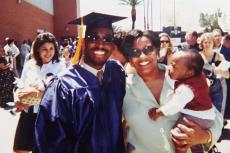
[111,43,116,51]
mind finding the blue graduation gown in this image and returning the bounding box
[35,60,126,153]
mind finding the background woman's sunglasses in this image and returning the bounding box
[127,46,156,58]
[160,40,169,43]
[85,34,114,43]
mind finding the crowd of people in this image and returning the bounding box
[0,11,230,153]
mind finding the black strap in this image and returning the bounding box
[211,52,217,64]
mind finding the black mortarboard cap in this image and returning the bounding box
[68,12,127,30]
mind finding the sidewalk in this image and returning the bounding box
[0,108,20,153]
[0,107,229,153]
[216,120,230,153]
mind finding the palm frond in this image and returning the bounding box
[119,0,142,6]
[119,0,130,5]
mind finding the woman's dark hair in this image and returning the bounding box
[224,34,230,41]
[113,31,127,57]
[7,38,15,45]
[0,57,7,65]
[144,30,161,49]
[122,29,160,58]
[32,32,59,66]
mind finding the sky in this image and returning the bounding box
[79,0,230,32]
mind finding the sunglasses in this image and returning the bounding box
[160,40,169,43]
[127,46,156,58]
[85,34,114,43]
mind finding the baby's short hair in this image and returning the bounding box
[176,50,204,76]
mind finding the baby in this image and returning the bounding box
[148,50,215,153]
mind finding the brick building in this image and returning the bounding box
[0,0,79,45]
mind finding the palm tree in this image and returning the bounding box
[119,0,142,29]
[112,25,122,33]
[146,0,150,30]
[150,0,153,30]
[143,0,146,30]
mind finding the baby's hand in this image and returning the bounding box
[148,108,162,121]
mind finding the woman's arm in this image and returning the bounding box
[12,57,19,78]
[214,53,230,78]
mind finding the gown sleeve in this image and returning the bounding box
[35,77,72,153]
[35,76,93,153]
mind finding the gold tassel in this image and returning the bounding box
[71,17,84,64]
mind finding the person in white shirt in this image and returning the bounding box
[13,32,66,153]
[4,38,20,77]
[20,40,31,68]
[60,46,72,68]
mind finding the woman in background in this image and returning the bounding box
[60,46,73,68]
[13,32,66,153]
[158,32,174,65]
[199,32,229,113]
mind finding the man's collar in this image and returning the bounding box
[79,59,105,76]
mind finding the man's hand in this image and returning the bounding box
[148,108,163,121]
[171,117,210,152]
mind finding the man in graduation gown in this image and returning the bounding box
[35,12,127,153]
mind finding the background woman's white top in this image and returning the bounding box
[19,59,66,112]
